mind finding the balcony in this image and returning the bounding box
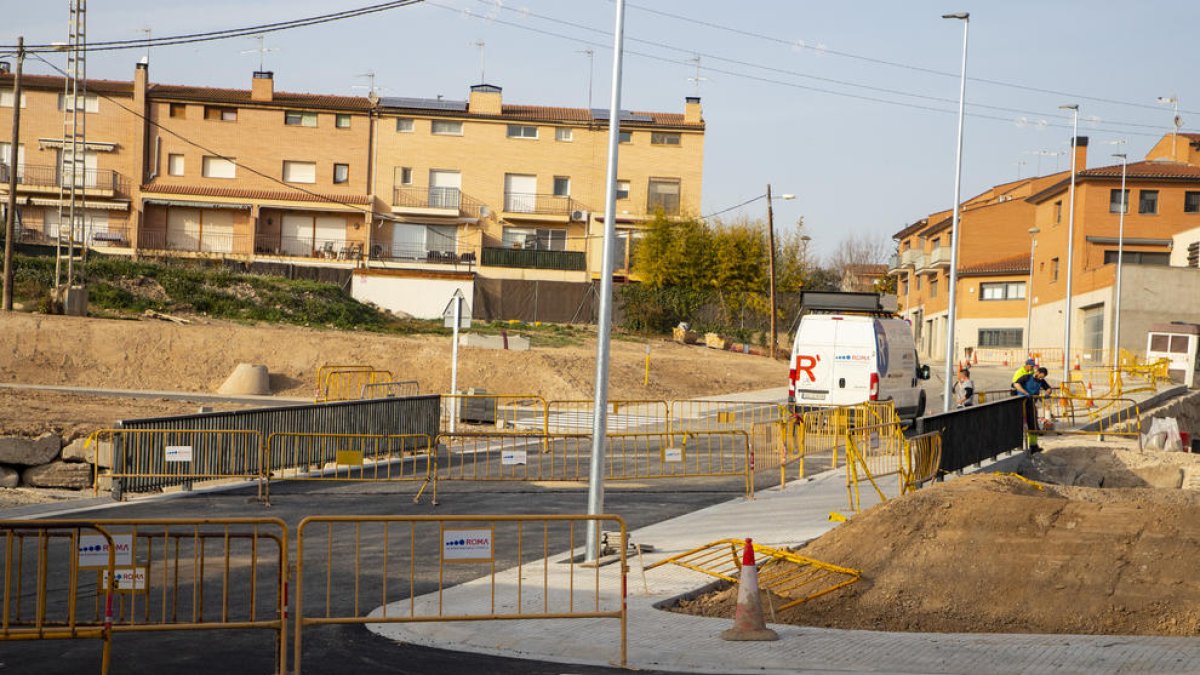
[254,235,364,261]
[888,253,902,272]
[502,192,576,218]
[369,242,478,267]
[0,163,128,197]
[928,247,951,268]
[392,186,484,219]
[481,246,586,271]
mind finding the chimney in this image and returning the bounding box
[134,61,148,102]
[1071,135,1088,172]
[468,84,502,115]
[684,96,702,125]
[0,62,10,75]
[251,71,274,102]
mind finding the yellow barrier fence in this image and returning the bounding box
[785,401,898,482]
[433,430,756,499]
[317,368,395,403]
[264,433,436,503]
[293,514,628,673]
[358,380,420,399]
[901,432,943,494]
[84,429,266,501]
[843,420,915,513]
[1,521,116,674]
[315,364,373,395]
[439,394,549,433]
[545,399,670,433]
[1035,396,1143,446]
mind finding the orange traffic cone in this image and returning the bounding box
[720,538,779,642]
[1085,381,1095,408]
[1073,354,1081,370]
[972,350,979,365]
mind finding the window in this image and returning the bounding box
[553,176,571,197]
[1138,189,1158,215]
[555,127,573,142]
[1103,250,1170,266]
[618,130,632,144]
[204,106,237,121]
[333,163,349,184]
[397,167,413,186]
[1109,188,1130,214]
[915,276,922,291]
[169,103,187,119]
[0,142,24,179]
[282,160,316,184]
[284,111,318,127]
[980,281,1025,300]
[335,114,351,129]
[506,124,538,139]
[1185,191,1200,213]
[929,278,938,298]
[900,279,908,295]
[647,178,681,215]
[57,93,99,112]
[502,227,567,251]
[431,120,463,135]
[0,89,27,108]
[1054,200,1062,224]
[615,180,630,200]
[201,156,236,179]
[395,118,414,133]
[651,132,681,146]
[1051,257,1060,282]
[978,328,1023,348]
[167,153,185,176]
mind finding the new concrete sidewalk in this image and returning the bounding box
[368,466,1200,674]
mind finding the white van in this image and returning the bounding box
[788,313,930,420]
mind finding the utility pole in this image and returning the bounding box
[2,37,23,312]
[766,183,778,359]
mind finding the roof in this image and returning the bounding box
[957,254,1031,277]
[141,183,372,206]
[148,83,374,111]
[845,264,888,276]
[0,72,133,95]
[1028,160,1200,204]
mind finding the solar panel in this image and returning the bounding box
[590,108,653,122]
[379,97,468,112]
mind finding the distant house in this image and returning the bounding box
[840,263,888,293]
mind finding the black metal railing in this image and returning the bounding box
[481,246,586,271]
[392,185,485,219]
[369,242,478,266]
[0,163,126,194]
[253,235,363,260]
[502,192,575,215]
[913,396,1025,475]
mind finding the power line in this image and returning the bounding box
[702,194,767,220]
[624,1,1200,117]
[5,1,424,54]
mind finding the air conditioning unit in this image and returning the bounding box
[570,209,589,223]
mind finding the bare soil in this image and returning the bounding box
[675,468,1200,636]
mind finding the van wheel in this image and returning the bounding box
[916,390,927,418]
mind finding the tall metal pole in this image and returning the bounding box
[449,292,461,434]
[1112,152,1127,371]
[2,37,23,312]
[940,12,969,413]
[586,0,626,562]
[766,184,778,359]
[1060,105,1080,383]
[1024,227,1039,353]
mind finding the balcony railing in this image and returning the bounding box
[392,186,485,219]
[0,163,127,194]
[928,247,950,267]
[138,230,254,255]
[369,242,478,266]
[481,246,586,271]
[502,192,575,216]
[888,253,902,271]
[254,235,363,260]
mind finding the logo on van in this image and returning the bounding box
[796,354,819,382]
[874,321,890,376]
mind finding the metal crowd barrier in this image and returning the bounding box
[1035,396,1143,447]
[1,521,117,674]
[264,433,436,503]
[439,394,549,434]
[843,420,927,513]
[544,399,670,433]
[902,432,943,494]
[293,514,628,673]
[317,368,394,403]
[85,429,266,502]
[359,380,420,399]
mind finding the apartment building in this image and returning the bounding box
[892,133,1200,365]
[0,63,705,319]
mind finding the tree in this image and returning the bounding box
[828,232,891,292]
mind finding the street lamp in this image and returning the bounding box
[766,186,796,359]
[1112,151,1128,370]
[941,10,969,413]
[1059,104,1080,383]
[1025,227,1039,353]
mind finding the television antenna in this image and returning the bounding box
[240,34,278,72]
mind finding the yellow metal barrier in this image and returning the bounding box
[434,430,756,499]
[314,364,375,397]
[264,433,435,503]
[645,538,861,611]
[358,380,420,399]
[668,400,784,435]
[791,400,898,478]
[439,394,549,433]
[1,521,116,674]
[1035,396,1143,446]
[843,420,917,513]
[901,432,943,494]
[545,399,670,433]
[84,429,266,501]
[317,368,395,403]
[293,514,628,673]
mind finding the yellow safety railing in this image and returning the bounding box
[1,521,117,674]
[293,514,628,673]
[1034,396,1143,446]
[668,400,783,434]
[358,380,420,399]
[792,400,898,477]
[317,368,395,403]
[545,399,670,433]
[314,364,375,396]
[843,420,929,513]
[645,538,861,611]
[440,394,549,433]
[264,433,436,503]
[901,432,943,494]
[84,429,266,501]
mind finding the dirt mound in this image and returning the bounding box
[675,473,1200,636]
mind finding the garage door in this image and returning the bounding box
[201,209,234,253]
[167,208,201,251]
[281,214,313,257]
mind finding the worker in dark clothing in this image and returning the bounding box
[1014,367,1053,452]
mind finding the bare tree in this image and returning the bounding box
[827,233,891,292]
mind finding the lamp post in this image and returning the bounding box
[941,11,969,413]
[1059,104,1080,383]
[1112,151,1128,370]
[1025,226,1039,353]
[765,186,795,359]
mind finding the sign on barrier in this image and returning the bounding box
[265,432,435,503]
[293,514,628,673]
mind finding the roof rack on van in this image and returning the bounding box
[796,291,897,317]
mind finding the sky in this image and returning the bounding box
[5,0,1198,260]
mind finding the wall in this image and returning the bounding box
[351,271,473,319]
[1118,265,1200,353]
[1172,225,1200,266]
